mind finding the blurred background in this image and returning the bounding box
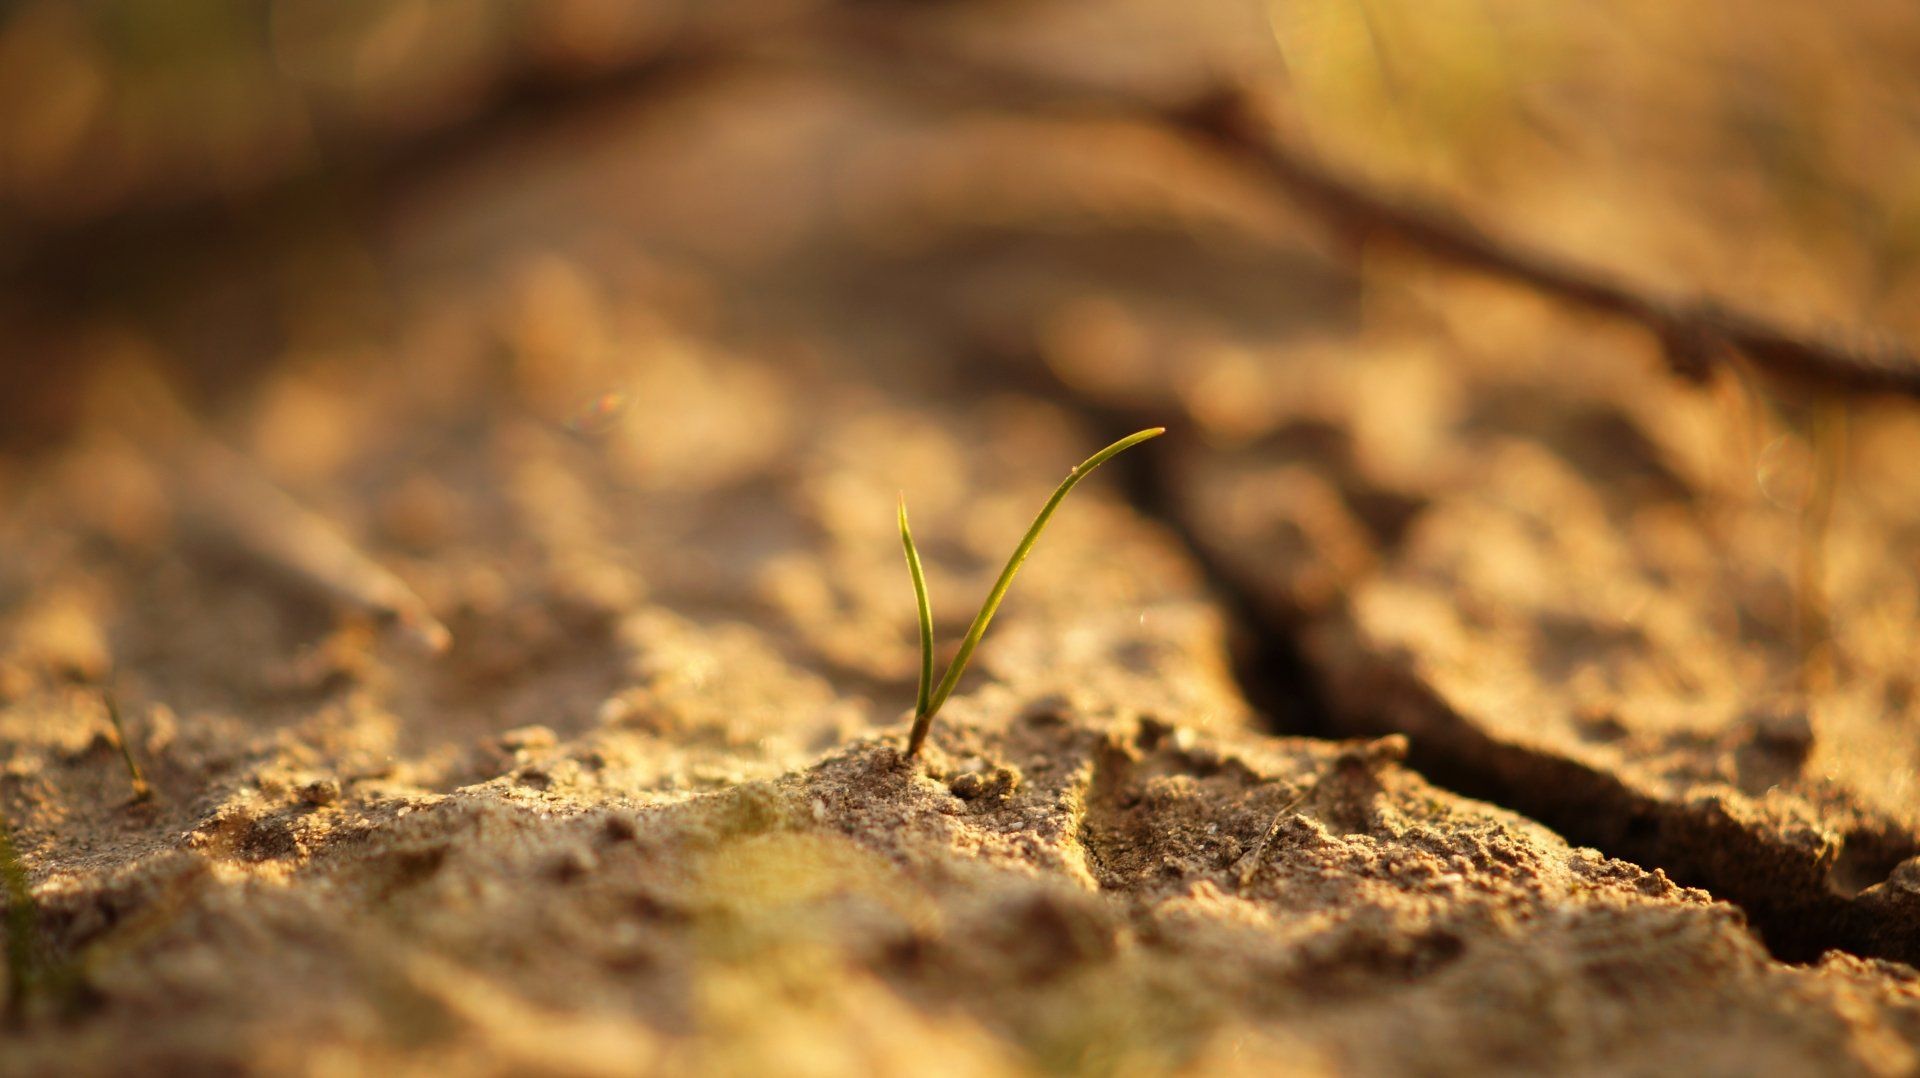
[5,0,1920,408]
[9,0,1920,1062]
[6,1,1920,754]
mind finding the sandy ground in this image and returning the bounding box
[8,4,1920,1075]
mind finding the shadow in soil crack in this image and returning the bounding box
[1050,389,1920,971]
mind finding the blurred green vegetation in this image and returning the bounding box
[1271,0,1920,335]
[2,0,1916,341]
[0,0,726,225]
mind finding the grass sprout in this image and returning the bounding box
[1,814,34,1022]
[898,427,1165,757]
[103,692,153,802]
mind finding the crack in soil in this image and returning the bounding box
[1049,395,1920,970]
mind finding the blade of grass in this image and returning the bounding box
[103,692,153,802]
[906,427,1165,757]
[899,497,935,723]
[1,814,33,1023]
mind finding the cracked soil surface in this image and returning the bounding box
[7,2,1920,1074]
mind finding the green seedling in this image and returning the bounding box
[1,813,33,1022]
[898,427,1165,758]
[103,692,153,802]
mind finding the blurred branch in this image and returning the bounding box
[830,19,1920,400]
[0,28,756,292]
[1173,88,1920,397]
[12,2,1920,403]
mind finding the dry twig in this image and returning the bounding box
[830,18,1920,400]
[1171,89,1920,397]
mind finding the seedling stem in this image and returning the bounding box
[104,692,153,802]
[899,427,1164,757]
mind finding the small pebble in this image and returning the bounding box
[499,725,559,753]
[550,847,599,882]
[298,779,342,807]
[602,814,639,843]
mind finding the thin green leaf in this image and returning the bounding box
[899,497,935,728]
[1,813,33,1022]
[103,692,152,802]
[906,427,1165,757]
